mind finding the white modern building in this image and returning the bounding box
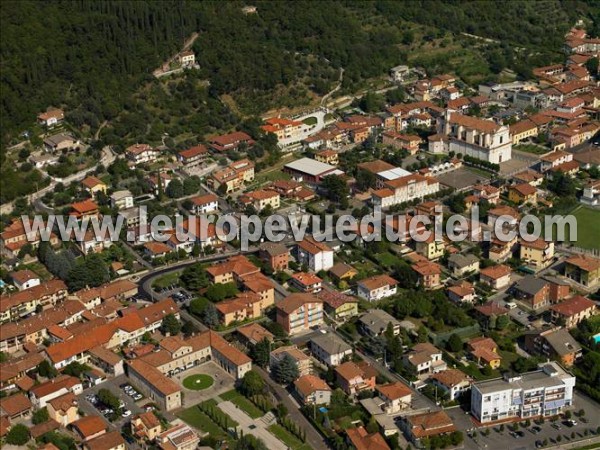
[310,333,353,367]
[296,237,334,272]
[471,362,576,423]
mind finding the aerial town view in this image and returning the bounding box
[1,2,600,450]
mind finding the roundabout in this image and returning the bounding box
[182,374,214,390]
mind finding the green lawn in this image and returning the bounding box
[376,252,401,268]
[267,424,311,450]
[182,374,214,390]
[177,406,227,438]
[152,272,180,289]
[303,116,318,126]
[565,206,600,250]
[219,390,263,419]
[515,144,549,155]
[200,399,239,427]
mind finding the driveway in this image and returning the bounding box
[219,401,285,449]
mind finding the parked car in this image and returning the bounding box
[121,409,131,418]
[551,423,562,430]
[530,426,542,434]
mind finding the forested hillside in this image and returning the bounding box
[2,0,599,145]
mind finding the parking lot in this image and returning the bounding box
[78,375,145,431]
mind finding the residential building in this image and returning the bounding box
[290,272,323,294]
[510,120,538,144]
[400,411,456,446]
[415,236,445,261]
[208,159,255,193]
[487,205,520,229]
[261,117,304,144]
[346,427,391,450]
[329,262,358,282]
[310,333,352,367]
[318,290,359,321]
[29,375,83,408]
[479,265,512,290]
[131,411,162,443]
[294,375,331,405]
[467,337,502,369]
[38,108,64,127]
[208,131,254,153]
[0,279,68,324]
[83,431,126,450]
[236,323,274,347]
[125,144,158,165]
[475,302,510,331]
[81,176,107,195]
[540,150,573,172]
[382,131,422,154]
[564,254,600,287]
[404,343,447,375]
[520,239,555,270]
[550,295,597,328]
[546,277,571,303]
[524,328,582,367]
[258,242,289,272]
[177,145,208,170]
[239,189,280,212]
[156,424,200,450]
[10,269,41,291]
[512,276,550,309]
[206,255,260,284]
[447,253,480,278]
[359,309,401,337]
[110,190,134,210]
[431,369,472,401]
[72,416,108,442]
[447,281,476,304]
[580,179,600,206]
[314,149,339,166]
[44,134,78,152]
[512,169,544,187]
[190,194,219,215]
[270,345,312,377]
[470,362,576,423]
[472,184,500,204]
[508,183,537,204]
[412,260,442,290]
[179,50,195,67]
[376,382,412,413]
[47,392,79,426]
[357,275,398,302]
[439,112,512,164]
[215,292,265,326]
[371,173,440,209]
[335,361,377,396]
[296,237,334,271]
[276,293,323,335]
[69,199,99,220]
[0,393,32,421]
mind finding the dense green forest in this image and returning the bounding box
[1,0,599,203]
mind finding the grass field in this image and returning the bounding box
[177,406,227,438]
[303,116,318,126]
[152,272,180,289]
[182,374,214,390]
[569,206,600,250]
[267,424,311,450]
[200,399,239,427]
[515,144,549,155]
[219,390,264,419]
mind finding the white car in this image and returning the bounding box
[121,409,132,418]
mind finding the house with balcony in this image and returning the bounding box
[520,238,554,271]
[550,295,597,328]
[357,275,398,302]
[310,333,352,367]
[276,293,323,335]
[335,361,377,396]
[564,254,600,288]
[480,265,512,290]
[404,343,446,376]
[293,375,331,405]
[431,369,472,401]
[376,382,412,414]
[296,237,334,272]
[524,327,582,367]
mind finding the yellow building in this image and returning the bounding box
[47,392,79,426]
[415,237,445,260]
[564,254,600,288]
[319,290,359,320]
[510,119,538,145]
[508,183,537,204]
[520,238,554,270]
[315,149,339,166]
[468,337,502,370]
[81,176,107,195]
[239,189,280,211]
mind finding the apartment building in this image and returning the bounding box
[412,260,442,290]
[258,242,289,272]
[335,361,377,396]
[439,112,512,164]
[471,362,576,423]
[0,279,68,323]
[208,159,255,193]
[480,265,512,290]
[520,239,555,270]
[190,193,219,214]
[270,345,312,377]
[177,145,208,170]
[310,333,352,367]
[382,131,422,154]
[276,293,323,335]
[208,131,255,153]
[296,237,334,272]
[0,217,60,259]
[293,375,331,406]
[357,275,398,302]
[540,150,574,172]
[239,189,280,212]
[125,144,158,165]
[371,173,440,209]
[156,424,200,450]
[524,328,582,367]
[261,117,304,144]
[550,295,597,328]
[289,272,322,294]
[564,254,600,288]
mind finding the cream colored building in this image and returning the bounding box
[520,239,555,270]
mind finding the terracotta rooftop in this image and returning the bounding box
[431,369,470,388]
[294,374,331,397]
[72,416,107,438]
[358,274,398,291]
[376,382,412,400]
[480,264,512,280]
[565,254,600,272]
[84,431,125,450]
[346,426,391,450]
[510,183,537,196]
[277,293,322,315]
[407,410,456,439]
[551,295,596,317]
[448,112,500,134]
[297,236,332,255]
[237,323,274,343]
[0,393,32,416]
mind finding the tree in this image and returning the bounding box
[446,333,463,353]
[321,174,349,207]
[585,57,599,75]
[182,320,198,337]
[183,176,201,195]
[180,263,210,291]
[496,314,510,330]
[38,359,58,378]
[240,370,265,396]
[202,303,219,328]
[98,388,120,412]
[232,435,268,450]
[273,354,299,384]
[63,361,90,378]
[206,282,238,302]
[6,424,29,445]
[32,407,49,425]
[160,313,181,335]
[249,338,271,368]
[166,179,184,198]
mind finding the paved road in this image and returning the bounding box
[253,366,329,450]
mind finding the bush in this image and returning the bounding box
[6,424,29,445]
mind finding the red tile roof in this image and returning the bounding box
[551,295,596,317]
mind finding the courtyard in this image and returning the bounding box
[173,361,236,406]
